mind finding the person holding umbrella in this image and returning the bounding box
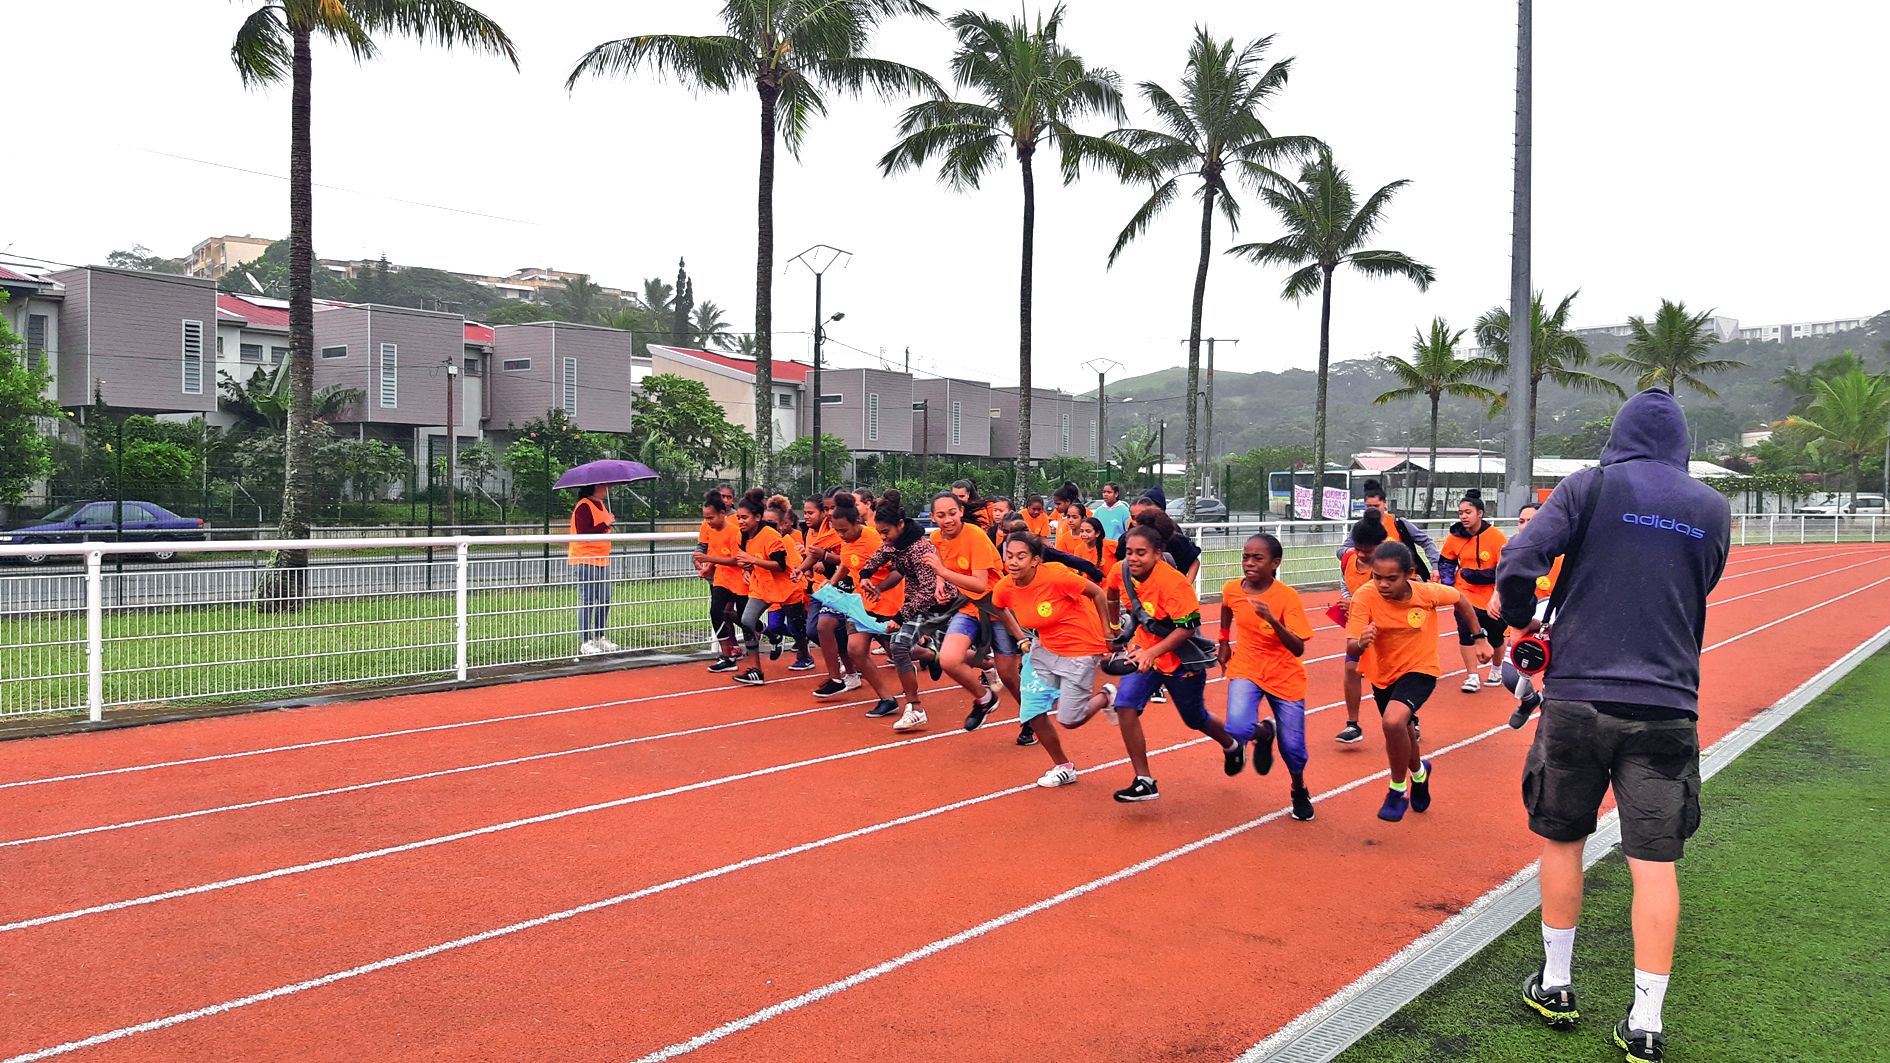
[555,459,657,658]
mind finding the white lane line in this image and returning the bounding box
[1703,572,1890,652]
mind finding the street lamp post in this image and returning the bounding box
[913,400,929,483]
[789,244,852,495]
[444,362,459,528]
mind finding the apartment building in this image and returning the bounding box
[1737,317,1873,342]
[488,321,636,434]
[800,366,914,454]
[989,386,1098,463]
[1576,315,1742,343]
[647,345,807,448]
[1,265,61,402]
[311,303,468,443]
[50,266,219,414]
[186,235,275,282]
[910,378,994,458]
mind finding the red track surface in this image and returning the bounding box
[4,545,1887,1062]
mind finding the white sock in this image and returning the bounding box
[1629,969,1668,1033]
[1540,923,1575,987]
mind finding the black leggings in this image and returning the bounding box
[1457,605,1506,647]
[710,586,746,645]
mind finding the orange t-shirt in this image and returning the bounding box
[744,525,799,605]
[1220,578,1313,700]
[841,525,904,616]
[1535,555,1565,600]
[1022,510,1051,538]
[1103,561,1202,674]
[1442,523,1507,611]
[1339,548,1373,596]
[993,562,1108,658]
[1067,537,1118,572]
[801,524,843,591]
[930,525,1003,616]
[699,519,747,594]
[1345,581,1461,689]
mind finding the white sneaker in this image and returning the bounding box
[982,667,1000,691]
[579,639,604,656]
[1487,666,1501,685]
[870,643,887,656]
[893,705,928,732]
[1461,674,1482,693]
[1037,763,1078,788]
[843,672,863,692]
[1101,683,1120,724]
[596,637,621,653]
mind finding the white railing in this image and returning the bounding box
[2,514,1879,723]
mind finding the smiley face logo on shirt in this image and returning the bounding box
[1479,550,1492,562]
[1536,575,1553,592]
[1037,601,1054,618]
[1407,608,1426,628]
[958,556,971,570]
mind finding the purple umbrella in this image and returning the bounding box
[554,459,658,490]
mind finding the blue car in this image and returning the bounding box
[0,501,208,565]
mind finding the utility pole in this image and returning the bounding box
[789,244,851,495]
[1158,419,1167,495]
[1200,337,1238,484]
[913,399,929,483]
[1502,0,1535,516]
[1082,358,1122,487]
[444,361,459,527]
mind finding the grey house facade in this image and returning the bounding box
[51,266,219,414]
[312,303,466,433]
[910,378,994,458]
[488,322,635,434]
[801,367,914,454]
[989,387,1097,462]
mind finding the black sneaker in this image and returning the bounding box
[964,690,999,731]
[1150,690,1168,704]
[732,668,765,686]
[767,635,784,661]
[1251,719,1277,776]
[1509,691,1543,730]
[812,678,848,699]
[1222,740,1246,777]
[1336,722,1364,744]
[922,652,942,682]
[1016,722,1038,747]
[788,655,817,671]
[1522,968,1579,1028]
[1410,759,1434,813]
[1290,786,1315,821]
[1113,776,1160,803]
[865,698,899,718]
[707,656,740,673]
[1613,1018,1664,1062]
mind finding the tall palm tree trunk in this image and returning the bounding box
[265,25,315,608]
[1426,391,1441,517]
[1184,183,1214,518]
[1312,265,1334,519]
[1015,150,1036,496]
[753,79,779,488]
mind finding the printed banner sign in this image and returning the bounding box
[1323,487,1351,520]
[1292,485,1314,520]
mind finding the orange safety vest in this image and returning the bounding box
[567,495,614,567]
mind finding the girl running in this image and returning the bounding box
[694,489,748,672]
[784,495,839,673]
[1346,541,1490,821]
[1441,489,1508,692]
[728,498,799,687]
[1021,496,1052,539]
[1068,515,1118,572]
[1051,482,1088,553]
[926,491,1023,732]
[857,501,943,729]
[1132,508,1202,583]
[950,479,994,531]
[802,494,875,698]
[1218,533,1317,821]
[1102,525,1244,803]
[1334,511,1390,744]
[990,532,1118,787]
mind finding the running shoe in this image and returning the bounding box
[1016,722,1038,747]
[982,666,1001,692]
[707,656,741,673]
[924,654,943,682]
[1222,740,1246,777]
[789,655,817,671]
[1100,683,1120,724]
[1251,719,1277,776]
[768,635,785,661]
[579,639,604,657]
[1522,968,1580,1028]
[1336,722,1365,744]
[1461,674,1482,694]
[893,704,928,732]
[595,638,621,652]
[1613,1019,1664,1062]
[1290,786,1316,821]
[1037,763,1078,788]
[1150,690,1168,704]
[1113,776,1160,803]
[865,698,899,718]
[964,690,1000,731]
[732,668,765,687]
[812,678,848,699]
[1410,759,1434,813]
[1487,665,1502,685]
[1377,788,1410,822]
[843,672,863,692]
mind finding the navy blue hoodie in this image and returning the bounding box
[1496,389,1731,716]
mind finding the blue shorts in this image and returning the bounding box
[1112,667,1211,730]
[946,611,1021,656]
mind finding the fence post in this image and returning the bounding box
[1768,514,1775,545]
[454,540,470,682]
[1800,516,1806,544]
[85,549,104,723]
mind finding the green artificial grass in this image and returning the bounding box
[1334,648,1890,1063]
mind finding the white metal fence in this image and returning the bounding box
[1,514,1880,723]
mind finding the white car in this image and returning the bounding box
[1796,493,1888,516]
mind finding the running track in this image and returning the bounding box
[3,545,1886,1062]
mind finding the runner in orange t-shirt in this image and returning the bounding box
[1346,541,1490,822]
[1441,490,1510,693]
[926,492,1021,732]
[801,494,885,699]
[1217,533,1316,821]
[990,535,1116,787]
[1333,510,1390,745]
[1021,496,1052,539]
[693,490,748,671]
[727,498,796,688]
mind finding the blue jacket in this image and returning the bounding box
[1496,389,1730,716]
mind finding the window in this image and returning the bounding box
[463,357,482,377]
[561,357,578,416]
[950,400,963,447]
[778,392,794,408]
[181,320,205,394]
[866,392,880,441]
[500,357,531,372]
[240,342,264,364]
[379,343,398,408]
[25,314,46,372]
[270,346,288,365]
[216,336,224,356]
[119,504,158,523]
[321,345,348,360]
[1060,411,1070,453]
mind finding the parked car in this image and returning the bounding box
[1796,493,1888,517]
[0,501,208,564]
[1166,497,1230,522]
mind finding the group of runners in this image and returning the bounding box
[677,474,1555,823]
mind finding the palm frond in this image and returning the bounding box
[775,70,831,155]
[1278,262,1324,302]
[343,0,518,65]
[231,6,293,86]
[808,55,943,103]
[1341,177,1413,248]
[1107,176,1181,266]
[1346,249,1435,290]
[1051,127,1152,186]
[565,33,749,92]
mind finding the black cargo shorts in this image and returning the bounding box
[1521,699,1702,862]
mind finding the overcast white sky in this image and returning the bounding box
[8,1,1884,385]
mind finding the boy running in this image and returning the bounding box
[1218,533,1317,822]
[1334,511,1389,744]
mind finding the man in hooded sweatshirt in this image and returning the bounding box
[1495,389,1730,1063]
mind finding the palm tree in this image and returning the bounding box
[692,301,736,350]
[1112,426,1161,484]
[559,274,607,324]
[1600,299,1745,398]
[638,277,675,318]
[1793,368,1890,506]
[881,4,1146,491]
[569,1,938,487]
[1372,318,1498,516]
[220,364,364,432]
[230,1,515,601]
[1474,291,1624,444]
[1229,149,1434,508]
[1106,28,1315,518]
[727,334,760,358]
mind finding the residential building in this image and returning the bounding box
[312,303,466,442]
[1575,315,1741,343]
[800,367,914,454]
[911,378,994,458]
[647,345,808,447]
[1,265,61,402]
[488,321,635,434]
[464,322,495,426]
[1737,317,1872,342]
[50,265,219,414]
[214,293,291,388]
[186,235,275,282]
[989,386,1098,463]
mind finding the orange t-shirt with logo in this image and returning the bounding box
[1022,511,1051,539]
[1345,580,1461,689]
[801,524,842,591]
[744,525,799,605]
[1103,561,1203,674]
[1220,578,1314,700]
[841,525,904,616]
[1339,548,1374,596]
[1442,523,1507,611]
[1535,555,1565,600]
[930,525,1003,617]
[699,519,747,594]
[993,562,1108,658]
